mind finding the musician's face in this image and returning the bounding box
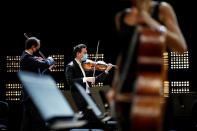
[33,43,40,55]
[78,48,87,61]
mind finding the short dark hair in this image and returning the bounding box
[25,37,40,49]
[73,44,87,57]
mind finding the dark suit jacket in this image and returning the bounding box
[65,59,108,92]
[19,51,50,131]
[65,59,108,112]
[20,51,50,74]
[20,51,51,102]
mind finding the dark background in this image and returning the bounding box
[0,0,196,131]
[0,0,195,66]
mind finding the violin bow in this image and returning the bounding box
[24,33,29,39]
[93,40,100,77]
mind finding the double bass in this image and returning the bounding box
[130,26,167,131]
[113,25,167,131]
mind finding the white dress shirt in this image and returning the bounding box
[75,58,90,93]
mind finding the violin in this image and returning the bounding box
[82,59,116,71]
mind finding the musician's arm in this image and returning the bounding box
[160,2,187,53]
[29,57,51,69]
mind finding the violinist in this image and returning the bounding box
[19,36,55,131]
[65,44,113,119]
[107,0,188,130]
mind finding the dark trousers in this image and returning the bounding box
[20,100,48,131]
[71,92,105,129]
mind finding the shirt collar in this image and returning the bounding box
[25,50,33,55]
[75,58,81,65]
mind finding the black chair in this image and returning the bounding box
[0,101,9,131]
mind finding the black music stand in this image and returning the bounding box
[18,71,86,130]
[74,83,111,122]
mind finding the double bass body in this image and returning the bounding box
[132,27,167,131]
[113,26,167,131]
